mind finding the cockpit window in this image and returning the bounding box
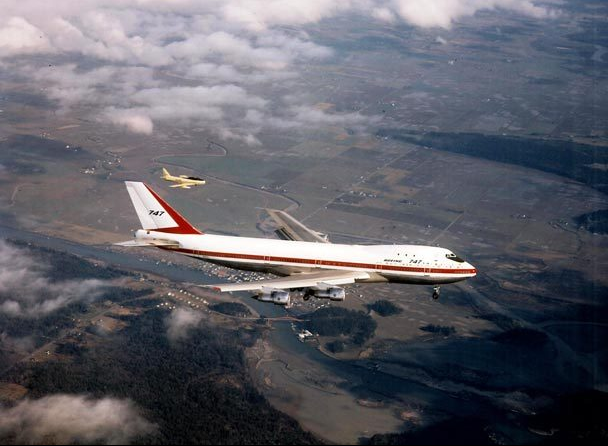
[446,253,465,263]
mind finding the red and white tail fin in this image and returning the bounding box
[125,181,202,235]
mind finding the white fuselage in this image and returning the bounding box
[135,230,477,285]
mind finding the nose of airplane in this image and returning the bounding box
[466,262,477,276]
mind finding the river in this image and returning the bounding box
[0,224,502,427]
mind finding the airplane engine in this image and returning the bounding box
[312,287,346,301]
[257,289,291,305]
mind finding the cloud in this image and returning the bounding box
[288,105,373,126]
[165,307,203,342]
[0,17,52,57]
[133,85,268,113]
[185,62,297,84]
[219,0,353,31]
[0,332,35,353]
[28,64,159,112]
[372,7,397,22]
[0,1,558,54]
[103,84,270,142]
[217,0,556,30]
[166,30,331,70]
[104,109,154,135]
[0,0,557,141]
[257,104,380,132]
[387,0,556,29]
[0,240,113,318]
[0,394,156,445]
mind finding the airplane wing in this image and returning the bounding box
[170,184,191,189]
[114,239,180,247]
[207,269,369,292]
[265,208,330,243]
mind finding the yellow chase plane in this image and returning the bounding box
[161,168,206,189]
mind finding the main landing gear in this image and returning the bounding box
[432,286,441,300]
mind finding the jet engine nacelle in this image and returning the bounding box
[312,287,346,301]
[257,288,291,305]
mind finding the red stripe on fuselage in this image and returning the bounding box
[165,247,476,275]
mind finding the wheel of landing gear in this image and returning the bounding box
[432,286,441,300]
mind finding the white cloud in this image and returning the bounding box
[105,109,154,134]
[388,0,556,29]
[0,0,557,140]
[0,240,113,318]
[372,7,397,22]
[0,395,156,445]
[27,64,159,112]
[217,0,555,30]
[185,62,297,84]
[289,105,372,126]
[165,307,203,342]
[101,85,270,141]
[260,105,379,132]
[166,30,332,71]
[219,0,354,31]
[133,85,268,111]
[0,1,558,49]
[0,17,52,57]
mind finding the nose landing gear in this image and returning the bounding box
[432,286,441,300]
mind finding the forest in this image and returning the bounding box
[366,300,403,317]
[5,309,320,445]
[210,302,252,317]
[302,307,377,346]
[378,130,608,195]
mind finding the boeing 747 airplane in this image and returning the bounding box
[117,182,476,305]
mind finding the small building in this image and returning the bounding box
[297,330,314,342]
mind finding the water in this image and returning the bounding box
[0,224,502,424]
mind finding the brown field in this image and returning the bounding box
[0,383,28,402]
